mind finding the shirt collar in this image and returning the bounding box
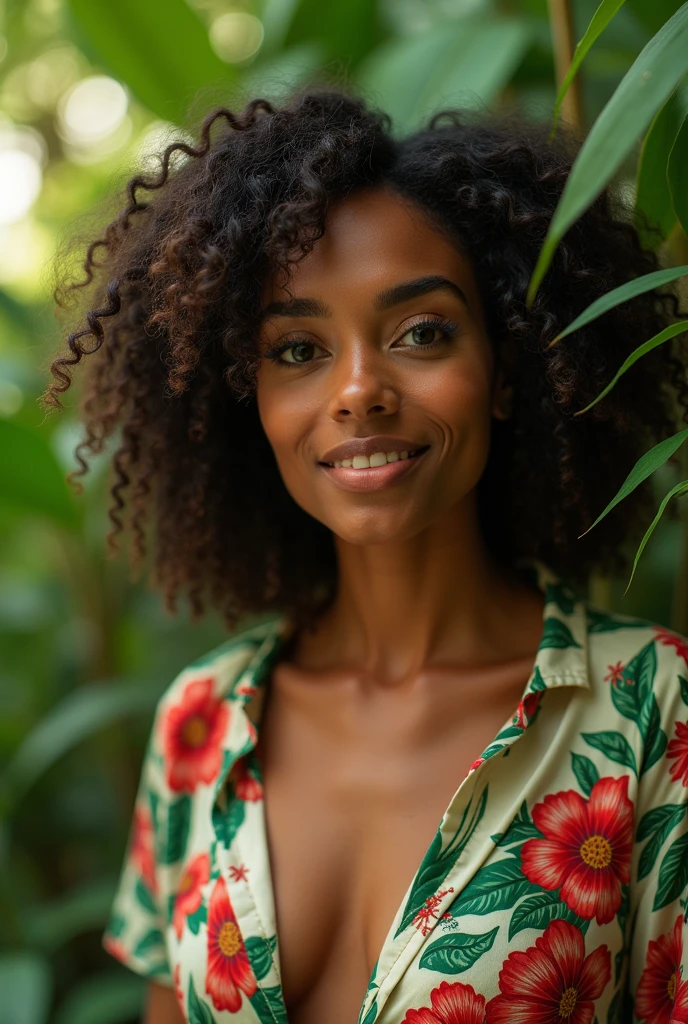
[215,557,590,803]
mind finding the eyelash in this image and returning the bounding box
[263,316,459,368]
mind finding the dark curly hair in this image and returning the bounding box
[41,83,688,632]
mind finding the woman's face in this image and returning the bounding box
[255,187,511,546]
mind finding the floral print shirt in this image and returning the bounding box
[102,559,688,1024]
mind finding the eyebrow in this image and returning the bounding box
[260,275,470,320]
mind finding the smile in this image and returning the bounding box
[318,445,430,492]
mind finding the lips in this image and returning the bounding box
[318,435,429,464]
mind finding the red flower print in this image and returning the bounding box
[412,887,455,936]
[206,876,257,1012]
[654,626,688,667]
[468,756,485,773]
[173,962,185,1016]
[162,677,230,793]
[229,864,249,882]
[604,661,625,686]
[230,757,263,801]
[673,979,688,1023]
[131,804,158,896]
[667,721,688,788]
[402,980,486,1023]
[172,852,210,939]
[521,775,633,924]
[485,919,610,1024]
[511,690,543,730]
[636,916,684,1024]
[103,934,128,964]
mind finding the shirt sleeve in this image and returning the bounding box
[102,721,174,986]
[627,642,688,1017]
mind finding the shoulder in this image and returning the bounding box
[142,617,282,800]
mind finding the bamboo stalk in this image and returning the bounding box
[547,0,584,128]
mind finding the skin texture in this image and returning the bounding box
[143,186,547,1023]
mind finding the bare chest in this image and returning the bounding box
[254,665,532,1024]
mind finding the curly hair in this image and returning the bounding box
[41,83,688,632]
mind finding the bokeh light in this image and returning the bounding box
[209,11,264,63]
[57,74,128,146]
[0,122,46,225]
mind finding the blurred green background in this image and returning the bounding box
[0,0,687,1021]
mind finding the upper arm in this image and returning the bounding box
[143,981,187,1024]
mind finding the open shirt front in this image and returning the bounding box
[103,559,688,1023]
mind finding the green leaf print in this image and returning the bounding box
[133,928,165,960]
[545,582,576,615]
[213,796,246,850]
[107,913,126,938]
[494,801,542,849]
[396,786,488,937]
[679,675,688,708]
[529,666,547,692]
[245,934,277,981]
[135,877,158,914]
[453,856,536,917]
[639,697,668,776]
[249,984,289,1024]
[187,902,208,936]
[652,832,688,910]
[360,999,378,1024]
[508,890,586,940]
[163,795,192,865]
[570,752,599,797]
[188,974,216,1024]
[581,731,637,775]
[419,925,498,973]
[637,803,687,881]
[540,618,582,650]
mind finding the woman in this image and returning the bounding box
[43,86,688,1023]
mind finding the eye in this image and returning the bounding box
[263,338,327,367]
[396,316,459,350]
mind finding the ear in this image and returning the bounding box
[491,338,516,421]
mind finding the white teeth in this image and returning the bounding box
[330,448,422,469]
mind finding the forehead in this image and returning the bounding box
[262,186,478,303]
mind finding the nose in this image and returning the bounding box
[325,342,400,420]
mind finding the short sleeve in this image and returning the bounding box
[628,639,688,1016]
[102,723,173,986]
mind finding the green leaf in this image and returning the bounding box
[23,878,117,953]
[163,795,191,865]
[453,856,535,917]
[610,641,656,726]
[508,889,584,940]
[582,731,637,774]
[551,0,627,131]
[0,953,52,1024]
[588,609,652,632]
[0,418,78,529]
[571,752,600,797]
[578,429,688,538]
[575,321,688,416]
[635,91,688,248]
[132,928,164,960]
[668,110,688,235]
[134,878,158,915]
[65,0,232,124]
[1,680,162,807]
[550,265,688,344]
[186,902,207,936]
[419,926,498,973]
[679,675,688,707]
[637,803,687,879]
[652,831,688,909]
[540,617,582,650]
[623,480,688,594]
[396,786,488,935]
[356,17,531,135]
[278,0,385,67]
[639,697,668,775]
[527,3,688,305]
[187,974,215,1024]
[245,934,277,981]
[213,795,246,849]
[249,985,289,1024]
